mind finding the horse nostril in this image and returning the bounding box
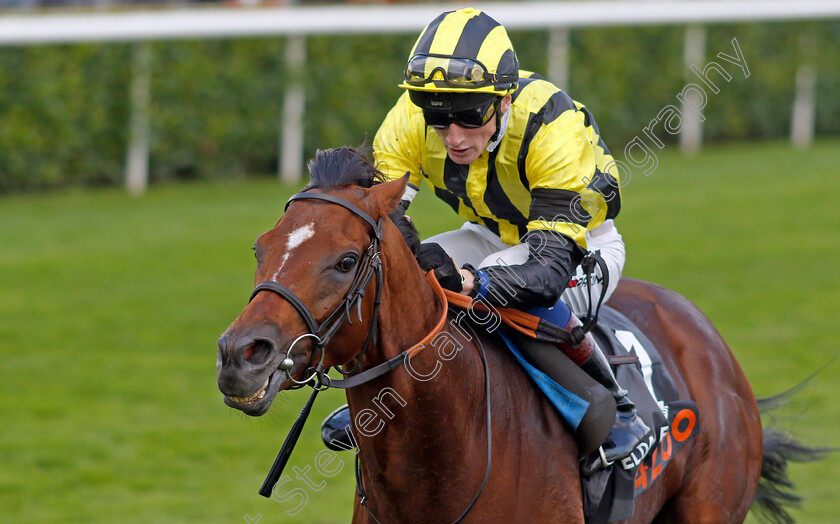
[242,340,273,365]
[217,337,231,367]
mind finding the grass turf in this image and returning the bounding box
[1,139,837,523]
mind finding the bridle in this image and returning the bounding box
[248,191,385,386]
[251,190,493,523]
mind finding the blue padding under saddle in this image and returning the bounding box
[497,329,590,431]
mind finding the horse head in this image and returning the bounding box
[216,147,409,416]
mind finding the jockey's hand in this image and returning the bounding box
[459,268,475,296]
[416,243,463,292]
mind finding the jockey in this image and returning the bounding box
[323,7,650,468]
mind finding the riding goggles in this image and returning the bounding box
[423,97,499,129]
[404,53,516,89]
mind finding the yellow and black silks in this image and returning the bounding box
[374,73,621,250]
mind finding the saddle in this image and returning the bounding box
[574,307,699,523]
[443,290,700,523]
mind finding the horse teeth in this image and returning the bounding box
[230,379,269,405]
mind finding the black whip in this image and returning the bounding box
[258,382,321,498]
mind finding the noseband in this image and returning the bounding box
[251,191,491,521]
[249,191,385,386]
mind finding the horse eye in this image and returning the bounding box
[336,256,357,273]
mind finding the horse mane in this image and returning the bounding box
[303,145,422,256]
[305,146,386,191]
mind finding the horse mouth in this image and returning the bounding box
[224,369,286,416]
[229,378,269,405]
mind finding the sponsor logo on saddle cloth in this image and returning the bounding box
[628,402,698,491]
[585,307,700,522]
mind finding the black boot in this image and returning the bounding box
[320,404,356,451]
[579,341,652,468]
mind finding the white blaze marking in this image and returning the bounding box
[286,222,315,250]
[271,222,315,282]
[271,254,290,282]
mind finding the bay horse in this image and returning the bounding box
[217,147,813,523]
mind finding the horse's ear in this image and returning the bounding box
[369,173,409,216]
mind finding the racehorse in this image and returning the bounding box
[216,147,815,523]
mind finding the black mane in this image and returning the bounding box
[303,146,421,256]
[305,146,386,191]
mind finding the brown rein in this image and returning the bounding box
[443,250,610,348]
[318,270,447,389]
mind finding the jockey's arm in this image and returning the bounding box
[464,227,585,309]
[464,112,599,309]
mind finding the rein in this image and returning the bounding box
[326,271,447,389]
[443,251,610,348]
[254,192,489,515]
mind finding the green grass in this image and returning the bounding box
[1,139,838,523]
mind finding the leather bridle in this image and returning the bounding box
[248,191,385,386]
[253,191,492,523]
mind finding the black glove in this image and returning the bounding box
[388,200,421,256]
[416,243,463,292]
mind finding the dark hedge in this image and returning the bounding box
[0,21,836,192]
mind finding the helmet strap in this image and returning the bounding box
[486,98,509,152]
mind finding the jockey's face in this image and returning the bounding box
[433,95,511,165]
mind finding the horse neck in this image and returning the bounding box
[366,223,444,358]
[345,227,491,516]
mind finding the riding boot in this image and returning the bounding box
[567,315,652,467]
[320,404,356,451]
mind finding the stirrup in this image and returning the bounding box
[598,445,614,469]
[581,446,613,477]
[610,414,651,462]
[581,410,652,476]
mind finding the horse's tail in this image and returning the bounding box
[751,378,833,524]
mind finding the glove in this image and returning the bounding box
[416,243,463,292]
[389,202,421,256]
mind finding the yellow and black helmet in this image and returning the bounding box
[400,8,519,97]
